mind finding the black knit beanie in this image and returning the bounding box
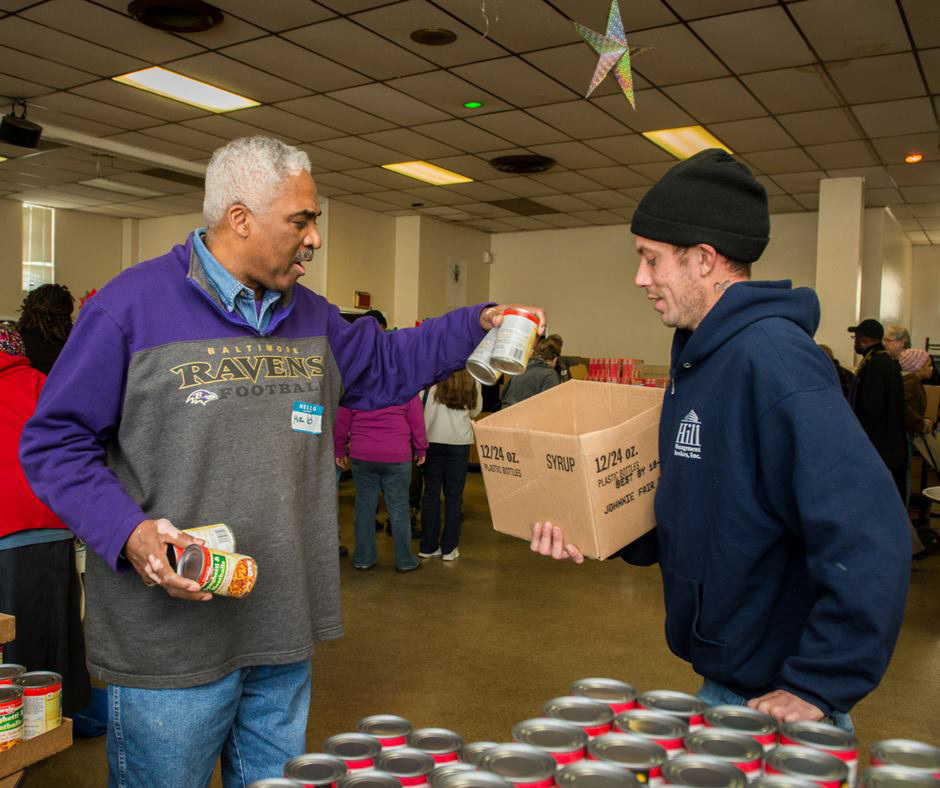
[631,149,770,263]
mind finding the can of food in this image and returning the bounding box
[0,686,23,752]
[461,743,499,766]
[247,779,304,788]
[284,754,348,787]
[435,772,514,788]
[752,776,819,788]
[544,696,614,738]
[479,743,557,788]
[587,732,668,787]
[860,766,940,788]
[13,671,61,739]
[870,741,940,778]
[339,771,403,788]
[177,543,257,598]
[0,664,26,686]
[431,762,478,788]
[764,746,848,788]
[325,733,384,770]
[490,309,540,375]
[466,328,502,385]
[683,729,763,781]
[636,692,706,732]
[358,715,413,749]
[613,710,688,760]
[780,722,858,787]
[556,759,640,788]
[661,754,747,788]
[409,728,465,763]
[513,717,588,764]
[572,679,638,714]
[703,706,777,752]
[375,748,437,786]
[169,523,237,567]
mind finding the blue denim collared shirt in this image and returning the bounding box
[192,228,281,334]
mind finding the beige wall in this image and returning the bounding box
[0,199,22,320]
[761,212,818,288]
[137,212,202,262]
[911,246,940,349]
[416,217,490,321]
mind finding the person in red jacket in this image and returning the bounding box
[0,323,90,717]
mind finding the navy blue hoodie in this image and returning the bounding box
[621,280,909,715]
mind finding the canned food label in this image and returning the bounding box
[870,757,940,779]
[0,696,22,751]
[174,524,236,564]
[21,683,60,739]
[292,401,324,435]
[399,778,428,786]
[491,310,539,372]
[204,550,256,597]
[764,764,846,788]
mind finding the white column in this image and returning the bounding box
[394,215,421,329]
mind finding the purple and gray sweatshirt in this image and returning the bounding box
[20,234,488,689]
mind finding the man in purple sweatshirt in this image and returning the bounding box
[20,135,544,788]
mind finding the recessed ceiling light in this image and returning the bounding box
[905,153,924,164]
[113,67,259,113]
[382,161,473,186]
[127,0,223,33]
[489,155,555,174]
[80,177,164,197]
[642,126,733,160]
[463,101,484,109]
[410,27,457,45]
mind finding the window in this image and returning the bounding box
[22,203,55,291]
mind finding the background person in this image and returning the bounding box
[545,334,571,382]
[16,283,74,375]
[500,338,560,407]
[884,324,911,361]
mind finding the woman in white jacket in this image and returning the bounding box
[418,370,482,561]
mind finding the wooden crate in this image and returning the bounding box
[0,615,13,646]
[0,720,73,780]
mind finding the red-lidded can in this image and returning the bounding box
[339,771,403,788]
[545,696,614,738]
[177,543,257,598]
[753,777,819,788]
[588,732,668,787]
[0,665,26,686]
[613,710,688,760]
[780,722,858,787]
[434,772,514,788]
[860,766,940,788]
[461,743,500,767]
[764,746,848,788]
[684,729,763,782]
[479,743,557,788]
[513,717,588,764]
[409,729,465,764]
[870,740,940,778]
[358,715,413,749]
[571,679,638,714]
[430,763,477,788]
[285,754,348,787]
[325,733,384,770]
[490,308,541,375]
[636,692,706,732]
[0,685,23,752]
[14,671,61,739]
[375,747,437,786]
[704,706,778,753]
[556,760,640,788]
[662,754,746,788]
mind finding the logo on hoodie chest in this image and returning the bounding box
[673,410,701,460]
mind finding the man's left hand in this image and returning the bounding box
[480,304,547,336]
[747,690,824,723]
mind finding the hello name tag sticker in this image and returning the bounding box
[292,401,323,435]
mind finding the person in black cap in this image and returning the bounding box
[848,318,907,500]
[532,149,909,733]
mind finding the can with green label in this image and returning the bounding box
[177,544,257,598]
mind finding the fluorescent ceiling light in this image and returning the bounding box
[642,126,733,160]
[382,161,473,186]
[0,156,7,163]
[113,67,259,113]
[80,177,163,197]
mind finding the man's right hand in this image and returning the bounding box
[124,518,212,601]
[530,522,584,563]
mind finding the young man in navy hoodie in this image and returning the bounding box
[532,149,909,732]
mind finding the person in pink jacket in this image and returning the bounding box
[334,397,427,572]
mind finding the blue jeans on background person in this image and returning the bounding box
[697,677,854,733]
[107,660,310,788]
[420,443,471,555]
[351,459,419,571]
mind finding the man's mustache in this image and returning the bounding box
[292,247,315,264]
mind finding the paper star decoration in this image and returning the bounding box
[574,0,636,109]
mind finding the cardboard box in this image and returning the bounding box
[924,385,940,423]
[0,719,72,780]
[473,380,663,559]
[0,615,13,646]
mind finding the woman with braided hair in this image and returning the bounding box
[17,283,74,374]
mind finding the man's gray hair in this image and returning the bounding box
[203,136,311,229]
[885,324,911,348]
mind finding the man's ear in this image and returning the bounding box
[228,204,250,239]
[696,244,720,277]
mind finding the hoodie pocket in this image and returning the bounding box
[663,569,728,671]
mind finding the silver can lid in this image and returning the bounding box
[460,743,499,766]
[284,754,348,785]
[543,696,614,729]
[430,763,477,788]
[587,733,667,769]
[752,776,819,788]
[13,671,62,689]
[613,709,688,740]
[357,715,413,740]
[703,706,777,737]
[871,740,940,772]
[661,754,747,788]
[636,691,706,721]
[409,728,465,755]
[765,746,849,782]
[339,771,402,788]
[435,772,515,788]
[0,664,26,682]
[555,760,639,788]
[571,679,637,705]
[0,685,23,703]
[513,718,587,753]
[466,358,500,386]
[479,743,557,783]
[781,721,859,752]
[248,780,304,788]
[861,766,940,788]
[684,729,763,763]
[324,733,383,762]
[177,543,206,581]
[374,747,437,778]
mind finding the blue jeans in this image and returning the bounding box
[697,678,854,733]
[351,459,418,570]
[107,660,311,788]
[420,443,471,555]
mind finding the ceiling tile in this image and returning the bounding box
[788,0,910,60]
[105,172,200,194]
[31,91,162,131]
[886,162,940,186]
[359,129,460,159]
[326,83,450,126]
[412,120,512,153]
[573,190,636,209]
[73,80,212,122]
[433,0,581,51]
[740,66,841,113]
[441,182,517,202]
[918,218,940,230]
[919,48,940,94]
[427,155,503,181]
[226,106,340,142]
[275,95,393,135]
[452,201,518,218]
[167,52,311,103]
[827,165,897,189]
[528,100,631,140]
[911,204,940,218]
[467,111,570,146]
[528,171,605,192]
[591,89,695,133]
[314,172,383,194]
[523,43,649,100]
[552,0,677,31]
[584,134,673,165]
[498,216,554,231]
[570,209,626,225]
[663,77,767,123]
[743,148,819,173]
[175,15,268,49]
[691,7,815,73]
[900,186,940,203]
[317,0,397,12]
[302,146,368,172]
[363,190,422,208]
[826,53,926,104]
[316,137,411,166]
[630,25,729,85]
[755,175,784,195]
[538,213,592,228]
[669,0,778,19]
[387,71,512,117]
[333,194,400,212]
[0,71,53,98]
[901,0,940,48]
[793,193,819,210]
[182,115,301,145]
[527,142,616,169]
[708,117,796,153]
[283,18,434,80]
[630,161,681,180]
[906,231,930,243]
[220,38,368,93]
[534,194,598,213]
[579,166,652,189]
[481,177,559,197]
[866,188,904,206]
[347,167,434,190]
[21,106,124,138]
[871,133,940,165]
[208,0,336,32]
[805,140,877,169]
[451,57,577,108]
[767,194,803,213]
[851,98,938,138]
[887,204,913,218]
[139,124,229,154]
[402,187,466,206]
[778,108,862,144]
[769,170,826,193]
[103,131,207,161]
